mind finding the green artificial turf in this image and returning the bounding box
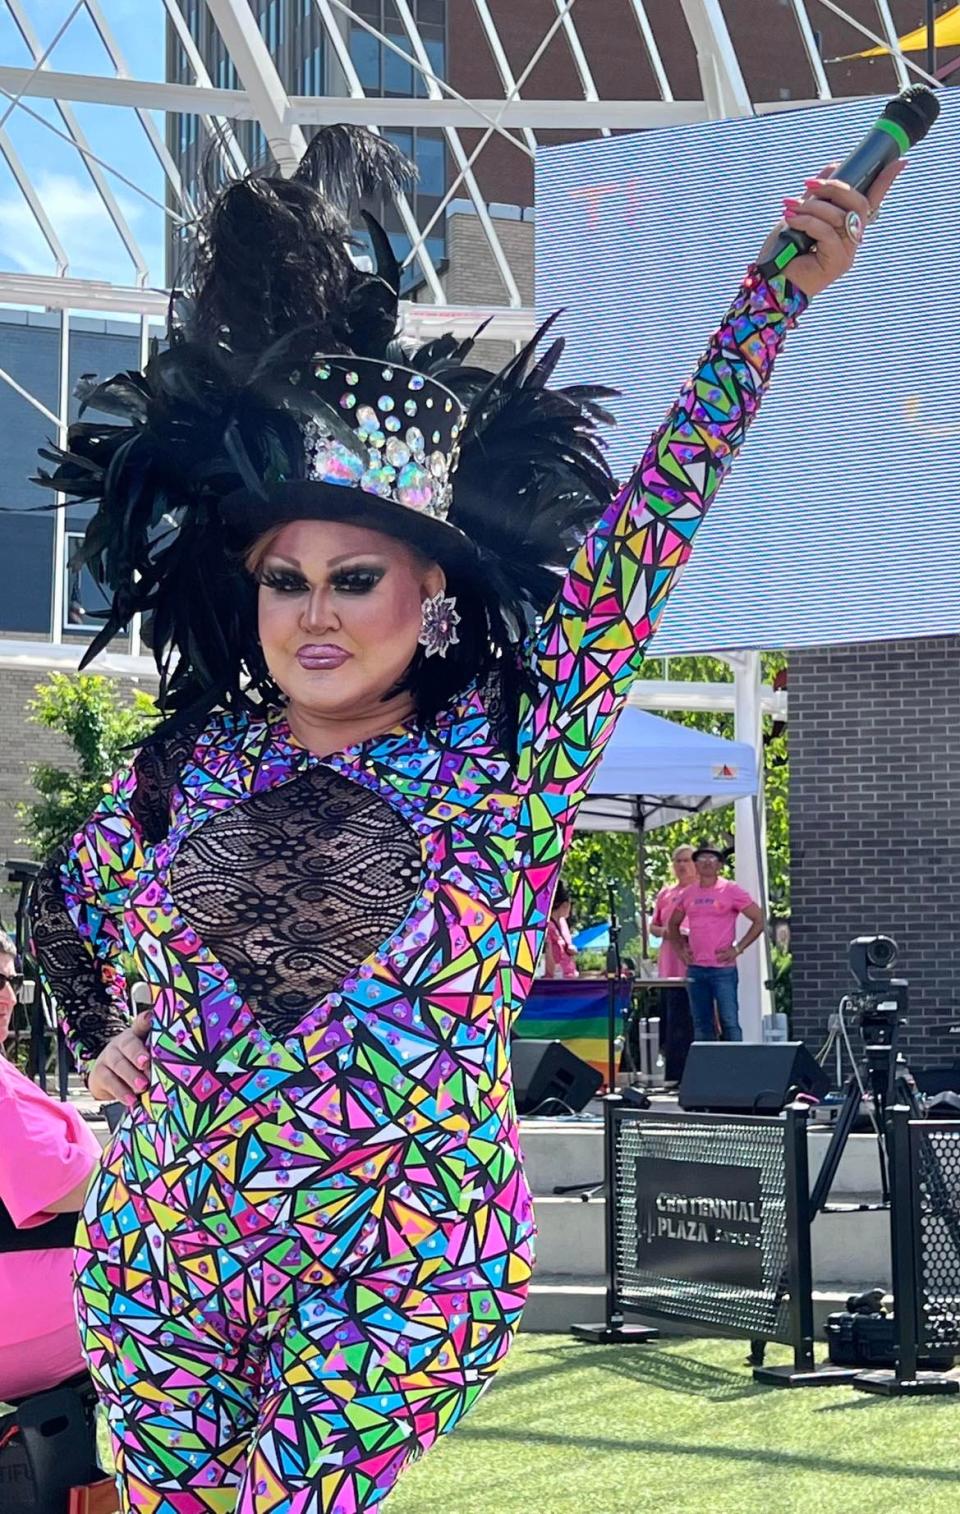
[88,1333,960,1513]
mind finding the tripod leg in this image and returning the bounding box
[809,1078,863,1220]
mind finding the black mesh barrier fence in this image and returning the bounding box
[910,1124,960,1354]
[609,1105,810,1346]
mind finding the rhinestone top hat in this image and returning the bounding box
[299,356,465,522]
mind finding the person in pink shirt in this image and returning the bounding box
[650,844,696,1082]
[0,928,100,1400]
[544,881,579,979]
[666,845,765,1043]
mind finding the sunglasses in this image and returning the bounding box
[0,973,24,994]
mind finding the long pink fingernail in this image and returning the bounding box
[137,1055,149,1068]
[783,197,801,211]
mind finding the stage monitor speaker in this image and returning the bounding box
[678,1041,829,1115]
[510,1038,602,1116]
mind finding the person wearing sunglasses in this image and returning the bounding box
[0,927,100,1400]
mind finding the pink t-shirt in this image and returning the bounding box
[674,879,755,968]
[545,917,578,979]
[651,882,689,980]
[0,1056,100,1348]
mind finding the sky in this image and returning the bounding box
[0,0,168,288]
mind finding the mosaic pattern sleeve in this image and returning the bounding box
[516,269,807,802]
[32,759,147,1074]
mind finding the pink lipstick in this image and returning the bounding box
[296,644,351,670]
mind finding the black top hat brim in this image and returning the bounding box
[219,479,477,572]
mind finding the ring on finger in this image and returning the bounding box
[844,209,865,243]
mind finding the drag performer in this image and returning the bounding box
[31,130,898,1512]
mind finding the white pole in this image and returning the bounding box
[731,650,771,1042]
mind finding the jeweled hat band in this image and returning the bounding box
[300,356,465,521]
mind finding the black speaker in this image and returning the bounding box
[510,1038,603,1116]
[678,1041,829,1115]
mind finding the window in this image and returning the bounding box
[349,25,380,89]
[0,513,53,635]
[63,532,108,635]
[302,44,323,96]
[415,132,444,196]
[348,1,445,97]
[346,3,448,283]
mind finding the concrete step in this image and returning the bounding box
[531,1194,892,1289]
[523,1275,859,1337]
[518,1117,895,1200]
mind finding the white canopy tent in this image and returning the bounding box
[576,705,771,1041]
[577,706,758,834]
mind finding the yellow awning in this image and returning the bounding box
[847,4,960,58]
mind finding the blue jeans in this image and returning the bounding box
[687,965,742,1042]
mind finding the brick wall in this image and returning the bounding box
[444,211,535,371]
[790,638,960,1069]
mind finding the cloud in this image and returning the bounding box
[0,167,165,284]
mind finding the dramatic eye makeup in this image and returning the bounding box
[257,559,387,595]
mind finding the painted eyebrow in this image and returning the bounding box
[260,553,388,570]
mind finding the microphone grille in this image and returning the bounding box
[883,85,941,146]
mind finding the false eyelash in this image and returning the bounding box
[258,570,309,593]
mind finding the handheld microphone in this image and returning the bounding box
[760,85,940,279]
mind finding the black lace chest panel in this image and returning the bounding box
[169,766,421,1038]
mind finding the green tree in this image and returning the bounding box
[19,673,159,860]
[564,653,789,934]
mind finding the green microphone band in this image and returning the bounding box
[875,117,911,155]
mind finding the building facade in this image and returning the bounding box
[789,639,960,1070]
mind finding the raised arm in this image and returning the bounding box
[516,266,805,797]
[515,162,903,807]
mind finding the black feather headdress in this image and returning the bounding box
[33,126,618,729]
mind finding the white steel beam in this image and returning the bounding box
[679,0,753,118]
[627,0,674,102]
[471,0,538,154]
[627,680,786,718]
[0,125,69,274]
[403,0,575,280]
[815,0,940,88]
[5,0,149,280]
[204,0,307,174]
[0,640,158,680]
[161,0,248,178]
[872,0,913,89]
[320,0,530,155]
[0,66,718,125]
[49,309,69,643]
[554,0,610,137]
[392,0,522,307]
[0,270,538,342]
[310,0,446,302]
[83,0,195,218]
[789,0,832,97]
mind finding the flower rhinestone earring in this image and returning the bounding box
[418,591,461,659]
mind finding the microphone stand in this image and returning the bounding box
[605,882,622,1095]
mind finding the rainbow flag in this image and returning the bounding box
[514,977,632,1078]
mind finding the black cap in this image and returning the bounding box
[692,844,729,863]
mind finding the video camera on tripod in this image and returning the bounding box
[811,935,917,1221]
[845,936,908,1068]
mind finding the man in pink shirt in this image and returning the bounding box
[667,845,765,1043]
[0,928,100,1400]
[650,844,696,1081]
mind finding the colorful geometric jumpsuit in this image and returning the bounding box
[33,270,804,1514]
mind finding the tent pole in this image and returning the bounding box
[732,651,768,1042]
[753,792,775,1008]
